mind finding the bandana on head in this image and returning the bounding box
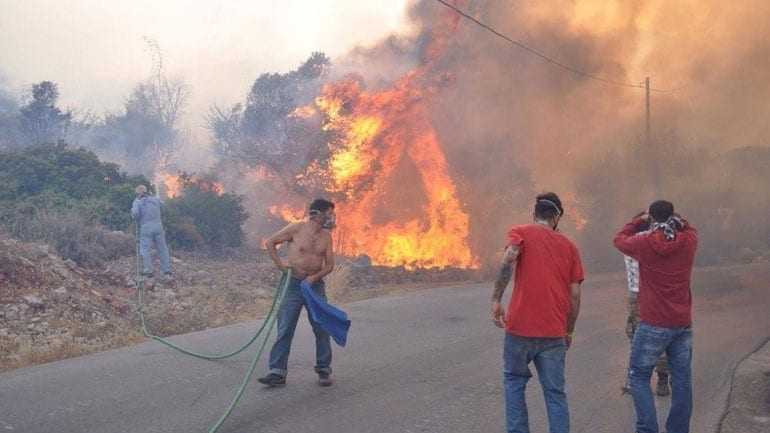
[537,199,562,217]
[651,215,684,240]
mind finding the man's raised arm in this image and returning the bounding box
[265,223,299,272]
[613,216,648,258]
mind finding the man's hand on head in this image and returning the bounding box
[634,211,650,223]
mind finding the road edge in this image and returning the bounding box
[718,336,770,433]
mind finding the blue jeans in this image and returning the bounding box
[630,322,693,433]
[139,222,171,275]
[503,334,569,433]
[268,278,332,377]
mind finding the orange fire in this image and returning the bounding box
[156,172,224,199]
[262,2,478,269]
[310,78,477,268]
[268,204,305,223]
[157,172,183,198]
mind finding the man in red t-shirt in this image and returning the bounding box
[491,192,584,433]
[614,201,697,433]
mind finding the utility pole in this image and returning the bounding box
[646,76,662,196]
[645,77,650,150]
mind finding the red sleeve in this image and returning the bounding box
[571,245,585,284]
[680,221,699,251]
[613,218,648,259]
[507,226,524,247]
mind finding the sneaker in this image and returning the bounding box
[656,374,671,397]
[257,373,286,387]
[162,273,174,283]
[318,372,333,387]
[621,383,631,395]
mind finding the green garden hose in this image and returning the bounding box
[134,221,290,432]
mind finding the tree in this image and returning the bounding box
[208,52,330,190]
[19,81,72,145]
[0,87,21,150]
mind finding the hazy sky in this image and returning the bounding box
[0,0,412,122]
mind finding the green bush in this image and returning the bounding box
[163,174,248,252]
[0,143,148,266]
[0,143,148,231]
[0,144,250,263]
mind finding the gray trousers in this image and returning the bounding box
[139,222,171,275]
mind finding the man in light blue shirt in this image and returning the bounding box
[131,185,172,279]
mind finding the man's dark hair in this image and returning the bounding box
[649,200,674,222]
[309,198,335,213]
[534,192,564,220]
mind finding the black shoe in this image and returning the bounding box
[318,372,333,387]
[257,373,286,387]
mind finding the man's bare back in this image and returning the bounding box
[266,214,335,283]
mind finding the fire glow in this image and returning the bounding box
[156,172,224,199]
[313,76,477,269]
[261,4,480,269]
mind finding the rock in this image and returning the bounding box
[30,317,42,323]
[352,255,372,268]
[33,244,50,258]
[254,288,272,298]
[22,295,44,308]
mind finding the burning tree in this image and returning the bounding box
[210,4,481,269]
[208,52,331,194]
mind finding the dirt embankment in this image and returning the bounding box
[0,236,481,372]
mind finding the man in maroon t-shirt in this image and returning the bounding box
[614,200,698,433]
[491,192,584,433]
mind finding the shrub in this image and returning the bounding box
[163,174,248,252]
[0,143,147,266]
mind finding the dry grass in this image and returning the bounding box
[0,331,145,373]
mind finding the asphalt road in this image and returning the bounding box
[1,265,768,433]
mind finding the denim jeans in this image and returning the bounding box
[139,222,171,275]
[268,278,332,377]
[503,334,569,433]
[629,322,693,433]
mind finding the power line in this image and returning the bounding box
[433,0,683,93]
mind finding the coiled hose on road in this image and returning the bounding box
[134,222,290,433]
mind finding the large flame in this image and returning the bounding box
[312,75,477,269]
[263,2,479,269]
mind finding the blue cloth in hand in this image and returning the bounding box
[300,280,351,347]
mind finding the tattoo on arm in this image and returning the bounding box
[492,246,519,302]
[492,262,513,302]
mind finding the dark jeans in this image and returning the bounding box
[503,334,569,433]
[630,322,693,433]
[268,278,332,377]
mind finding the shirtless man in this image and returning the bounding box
[258,198,336,387]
